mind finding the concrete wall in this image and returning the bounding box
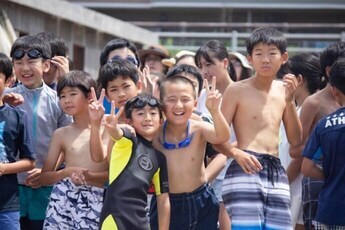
[1,0,158,77]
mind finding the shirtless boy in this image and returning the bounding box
[151,75,230,230]
[221,27,302,230]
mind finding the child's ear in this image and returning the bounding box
[194,99,198,108]
[126,118,132,126]
[87,92,93,103]
[247,54,253,65]
[223,58,229,69]
[325,66,331,78]
[281,52,289,65]
[136,80,142,93]
[42,59,51,73]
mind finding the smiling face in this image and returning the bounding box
[128,105,162,140]
[12,55,50,89]
[248,42,288,79]
[161,80,196,125]
[59,86,89,116]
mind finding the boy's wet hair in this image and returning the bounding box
[124,93,163,119]
[320,42,345,80]
[10,34,52,60]
[36,32,69,57]
[57,70,96,98]
[99,38,140,67]
[329,58,345,95]
[98,59,139,92]
[0,52,13,81]
[166,64,203,94]
[246,27,287,55]
[160,75,197,101]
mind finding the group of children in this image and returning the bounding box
[0,26,344,230]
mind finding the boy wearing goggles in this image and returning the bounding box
[4,35,71,230]
[89,92,170,230]
[150,75,230,230]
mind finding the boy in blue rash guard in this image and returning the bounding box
[301,58,345,229]
[4,35,71,230]
[89,92,170,230]
[0,52,35,230]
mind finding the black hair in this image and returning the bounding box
[57,70,96,98]
[195,40,236,80]
[98,59,139,93]
[319,42,345,80]
[10,35,52,60]
[35,32,68,57]
[0,52,13,81]
[160,75,196,101]
[246,27,287,55]
[124,93,163,119]
[288,53,323,94]
[195,40,229,68]
[99,38,140,67]
[166,64,203,94]
[329,58,345,95]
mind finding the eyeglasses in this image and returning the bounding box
[125,96,160,118]
[108,55,139,67]
[12,49,44,60]
[160,120,194,149]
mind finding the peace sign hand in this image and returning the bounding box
[104,100,124,140]
[88,87,105,126]
[205,76,222,114]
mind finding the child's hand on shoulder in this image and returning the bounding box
[205,76,222,114]
[88,87,105,126]
[283,73,299,104]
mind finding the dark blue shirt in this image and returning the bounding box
[302,107,345,226]
[0,104,35,212]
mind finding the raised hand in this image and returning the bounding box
[51,56,70,80]
[205,76,222,114]
[104,100,124,140]
[283,73,299,104]
[88,87,105,126]
[139,65,154,94]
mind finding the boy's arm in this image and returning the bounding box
[205,153,227,182]
[282,74,302,146]
[81,170,109,188]
[39,129,67,186]
[213,141,262,174]
[287,99,318,182]
[300,123,324,180]
[156,193,170,230]
[89,88,107,162]
[301,157,324,180]
[202,77,230,144]
[0,159,34,176]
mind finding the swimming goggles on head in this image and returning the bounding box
[160,120,194,150]
[108,55,139,67]
[12,49,44,59]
